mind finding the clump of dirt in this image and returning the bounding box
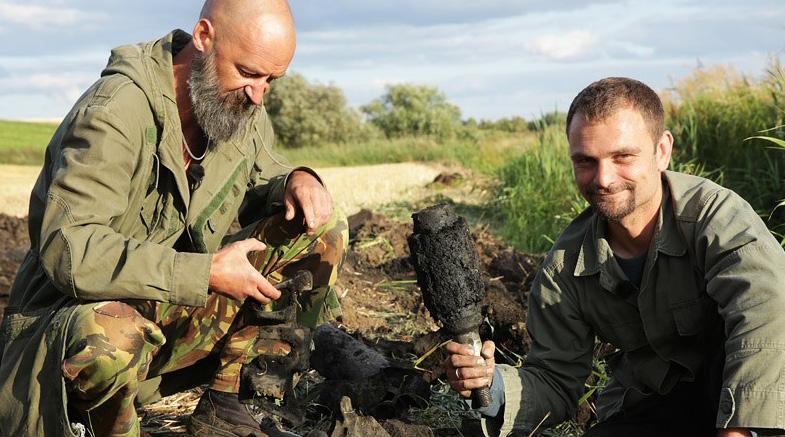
[427,172,463,187]
[0,214,29,307]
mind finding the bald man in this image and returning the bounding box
[0,1,347,436]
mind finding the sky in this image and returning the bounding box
[1,0,784,121]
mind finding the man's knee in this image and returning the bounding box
[62,301,165,402]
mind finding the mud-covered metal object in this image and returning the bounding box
[408,204,492,408]
[408,205,484,333]
[236,270,314,426]
[311,325,390,380]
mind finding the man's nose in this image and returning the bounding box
[594,160,616,188]
[244,81,269,106]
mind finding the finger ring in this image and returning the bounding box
[455,368,460,380]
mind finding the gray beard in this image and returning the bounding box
[188,49,255,144]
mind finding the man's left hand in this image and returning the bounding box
[284,170,333,235]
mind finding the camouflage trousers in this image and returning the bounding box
[61,210,347,437]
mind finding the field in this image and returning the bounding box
[0,119,57,165]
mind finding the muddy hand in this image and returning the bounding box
[445,340,496,399]
[284,170,333,235]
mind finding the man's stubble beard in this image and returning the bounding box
[584,182,636,222]
[188,48,256,144]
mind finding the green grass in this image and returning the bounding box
[0,119,57,165]
[665,62,785,239]
[494,123,587,253]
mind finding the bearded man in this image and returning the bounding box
[446,77,785,436]
[0,1,346,436]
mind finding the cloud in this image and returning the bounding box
[0,2,106,30]
[0,0,783,121]
[0,72,95,105]
[527,31,600,60]
[290,0,622,30]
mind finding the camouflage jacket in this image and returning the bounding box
[484,171,785,436]
[0,30,299,436]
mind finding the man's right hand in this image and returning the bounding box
[445,340,496,398]
[208,238,281,304]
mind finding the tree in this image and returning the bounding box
[265,73,371,148]
[361,84,463,139]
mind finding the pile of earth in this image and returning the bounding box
[0,214,29,310]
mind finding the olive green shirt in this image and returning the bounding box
[484,171,785,436]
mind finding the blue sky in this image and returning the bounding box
[1,0,784,121]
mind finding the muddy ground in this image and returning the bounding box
[0,200,595,435]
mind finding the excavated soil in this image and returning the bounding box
[0,214,29,311]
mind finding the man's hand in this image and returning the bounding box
[208,238,281,304]
[445,340,496,398]
[284,170,333,235]
[718,429,752,437]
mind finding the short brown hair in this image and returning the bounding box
[566,77,664,144]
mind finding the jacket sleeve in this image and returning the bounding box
[237,110,323,226]
[696,189,785,430]
[481,264,594,436]
[39,101,211,307]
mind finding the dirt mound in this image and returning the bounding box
[0,214,29,307]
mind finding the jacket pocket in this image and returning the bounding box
[671,295,715,336]
[595,318,649,351]
[139,183,181,242]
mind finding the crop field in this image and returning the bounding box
[0,119,57,165]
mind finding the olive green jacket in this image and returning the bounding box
[0,30,299,436]
[484,171,785,436]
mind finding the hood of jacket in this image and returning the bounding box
[100,29,192,131]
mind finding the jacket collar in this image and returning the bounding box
[573,176,687,293]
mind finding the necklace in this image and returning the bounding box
[183,138,208,161]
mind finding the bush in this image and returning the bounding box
[361,84,463,140]
[476,116,529,133]
[265,73,375,148]
[665,62,785,236]
[528,111,567,131]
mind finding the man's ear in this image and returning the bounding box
[192,18,215,53]
[656,130,674,171]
